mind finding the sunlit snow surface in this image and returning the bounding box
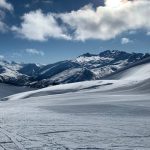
[0,62,150,149]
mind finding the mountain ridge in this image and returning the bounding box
[0,50,149,88]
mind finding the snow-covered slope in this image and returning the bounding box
[114,63,150,80]
[106,57,150,80]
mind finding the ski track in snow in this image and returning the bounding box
[0,127,25,150]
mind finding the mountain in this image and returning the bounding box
[74,50,148,78]
[0,50,149,88]
[0,60,30,86]
[4,56,150,100]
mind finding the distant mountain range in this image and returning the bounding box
[0,50,149,88]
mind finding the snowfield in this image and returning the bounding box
[0,60,150,149]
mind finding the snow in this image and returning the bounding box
[0,60,24,79]
[109,63,150,80]
[50,68,83,82]
[0,84,150,149]
[75,56,113,63]
[91,66,115,77]
[0,61,150,149]
[117,63,150,80]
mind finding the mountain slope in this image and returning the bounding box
[106,57,150,80]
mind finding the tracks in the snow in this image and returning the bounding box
[0,127,25,150]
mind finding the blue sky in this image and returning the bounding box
[0,0,150,64]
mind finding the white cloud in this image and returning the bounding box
[121,37,132,44]
[105,0,128,8]
[58,0,150,41]
[12,10,71,41]
[25,48,45,56]
[12,0,150,41]
[0,54,4,59]
[0,0,13,11]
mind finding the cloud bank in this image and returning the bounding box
[12,0,150,41]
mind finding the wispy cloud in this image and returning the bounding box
[0,0,13,11]
[25,0,53,9]
[121,37,132,44]
[41,0,53,5]
[0,21,6,32]
[0,54,4,59]
[32,0,53,5]
[25,48,45,56]
[24,3,30,8]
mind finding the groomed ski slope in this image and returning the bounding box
[0,60,150,149]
